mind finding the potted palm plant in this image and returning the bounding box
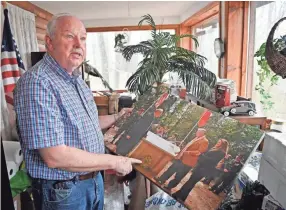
[120,14,217,100]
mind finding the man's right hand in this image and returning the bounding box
[113,156,142,176]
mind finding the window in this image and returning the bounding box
[249,1,286,119]
[86,29,175,91]
[192,15,219,76]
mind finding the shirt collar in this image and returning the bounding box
[43,53,81,84]
[195,135,206,140]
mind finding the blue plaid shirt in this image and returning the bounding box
[14,53,105,180]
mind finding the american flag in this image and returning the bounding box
[1,8,25,106]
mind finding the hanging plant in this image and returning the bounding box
[254,35,285,110]
[114,30,129,52]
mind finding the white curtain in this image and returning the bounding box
[4,3,39,68]
[193,18,219,76]
[1,3,39,141]
[85,29,176,91]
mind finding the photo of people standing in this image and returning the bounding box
[209,154,244,194]
[172,138,229,201]
[155,128,209,191]
[103,87,264,210]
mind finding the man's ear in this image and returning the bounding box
[45,35,53,51]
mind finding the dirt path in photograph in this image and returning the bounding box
[150,169,225,209]
[185,182,225,210]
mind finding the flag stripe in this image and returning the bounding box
[1,58,18,65]
[4,84,16,93]
[1,51,17,59]
[3,76,20,86]
[1,64,20,72]
[2,70,21,79]
[5,94,14,105]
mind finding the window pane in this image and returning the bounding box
[86,29,175,91]
[192,15,219,76]
[250,1,286,119]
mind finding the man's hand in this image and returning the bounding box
[174,153,180,159]
[113,156,142,176]
[118,108,133,118]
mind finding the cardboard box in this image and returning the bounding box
[262,132,286,176]
[261,194,285,210]
[259,157,286,209]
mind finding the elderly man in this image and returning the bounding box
[14,13,141,210]
[155,128,209,190]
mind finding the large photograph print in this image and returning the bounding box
[104,86,264,210]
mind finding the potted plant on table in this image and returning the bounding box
[119,14,217,100]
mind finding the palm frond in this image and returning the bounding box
[138,14,157,38]
[171,34,200,48]
[169,58,216,87]
[126,58,161,94]
[170,47,207,67]
[168,61,217,100]
[122,41,152,61]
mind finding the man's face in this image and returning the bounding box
[45,16,87,74]
[235,155,242,162]
[196,130,205,137]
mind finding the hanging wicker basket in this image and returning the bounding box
[265,17,286,79]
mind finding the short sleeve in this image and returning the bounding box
[14,73,64,149]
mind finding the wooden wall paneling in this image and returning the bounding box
[179,1,219,51]
[35,16,48,30]
[218,2,225,78]
[36,30,46,42]
[38,44,46,52]
[179,25,192,49]
[36,27,46,45]
[36,27,46,36]
[6,1,53,20]
[87,24,180,33]
[181,1,220,27]
[221,1,246,96]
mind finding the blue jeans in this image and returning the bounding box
[32,173,104,210]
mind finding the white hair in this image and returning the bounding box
[198,128,206,132]
[46,13,76,38]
